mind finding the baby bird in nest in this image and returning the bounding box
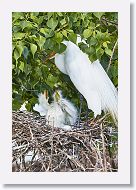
[33,90,49,116]
[33,90,78,130]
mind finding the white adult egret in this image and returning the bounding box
[33,90,49,116]
[46,90,78,130]
[54,39,118,124]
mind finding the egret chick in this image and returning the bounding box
[46,90,78,130]
[19,101,28,111]
[56,90,78,126]
[33,90,49,116]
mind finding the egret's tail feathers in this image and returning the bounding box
[92,60,118,125]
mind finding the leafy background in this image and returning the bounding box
[12,12,118,113]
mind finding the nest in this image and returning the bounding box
[12,111,118,172]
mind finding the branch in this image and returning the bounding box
[101,17,118,27]
[107,39,118,73]
[100,123,107,172]
[42,51,56,65]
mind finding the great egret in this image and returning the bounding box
[46,90,78,130]
[33,90,49,116]
[54,39,118,124]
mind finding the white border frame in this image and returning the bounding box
[0,0,130,184]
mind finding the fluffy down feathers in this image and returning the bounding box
[33,90,78,130]
[33,93,49,116]
[46,91,78,130]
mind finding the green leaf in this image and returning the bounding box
[46,74,58,88]
[35,67,42,77]
[12,12,24,21]
[89,22,96,29]
[44,39,55,50]
[111,65,118,78]
[89,54,97,62]
[68,33,77,44]
[19,62,24,72]
[54,43,67,54]
[14,49,20,62]
[30,44,37,58]
[23,46,29,59]
[12,43,16,51]
[13,32,25,40]
[13,26,21,32]
[12,99,22,111]
[40,28,48,35]
[89,46,96,54]
[47,18,58,30]
[83,29,92,39]
[55,32,63,43]
[31,12,39,17]
[16,45,24,57]
[20,21,29,30]
[89,37,98,46]
[62,30,67,37]
[12,64,15,69]
[57,12,63,17]
[96,48,104,59]
[60,18,66,25]
[40,28,54,38]
[93,12,104,20]
[37,36,46,50]
[25,102,31,111]
[78,42,88,53]
[103,42,108,48]
[47,12,53,19]
[105,48,112,56]
[23,64,32,75]
[113,77,118,86]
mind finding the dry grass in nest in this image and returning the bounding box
[12,111,118,172]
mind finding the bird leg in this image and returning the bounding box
[85,107,89,126]
[77,93,83,127]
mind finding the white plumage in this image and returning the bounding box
[46,90,78,130]
[33,90,78,130]
[55,40,118,124]
[46,101,67,129]
[19,101,28,111]
[33,92,49,116]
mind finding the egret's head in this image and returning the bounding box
[53,90,62,103]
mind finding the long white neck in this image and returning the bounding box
[54,53,68,75]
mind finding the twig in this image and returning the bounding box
[101,17,118,27]
[28,126,34,141]
[100,123,107,172]
[12,111,118,172]
[107,39,118,73]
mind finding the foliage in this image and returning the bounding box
[12,12,118,112]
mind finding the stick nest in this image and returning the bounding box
[12,111,118,172]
